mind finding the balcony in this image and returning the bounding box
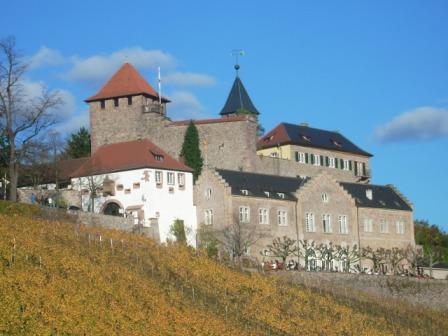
[142,103,164,114]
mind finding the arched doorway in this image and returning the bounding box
[103,202,122,217]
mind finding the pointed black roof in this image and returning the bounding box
[220,76,259,116]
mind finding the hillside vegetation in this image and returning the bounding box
[0,203,447,335]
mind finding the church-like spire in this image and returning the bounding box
[219,60,260,117]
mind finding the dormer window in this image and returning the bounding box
[302,135,311,142]
[277,192,285,199]
[332,139,342,147]
[241,189,249,196]
[264,135,274,142]
[366,189,373,200]
[151,152,164,161]
[264,191,270,197]
[379,200,386,206]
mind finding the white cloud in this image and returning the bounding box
[168,91,210,120]
[28,47,66,70]
[54,110,90,135]
[66,47,176,84]
[374,107,448,142]
[164,72,216,87]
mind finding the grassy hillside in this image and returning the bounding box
[0,203,447,335]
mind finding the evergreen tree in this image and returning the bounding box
[180,121,203,182]
[65,127,91,158]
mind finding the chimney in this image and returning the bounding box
[366,189,373,200]
[299,122,309,127]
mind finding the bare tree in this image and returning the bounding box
[213,215,266,266]
[405,245,423,275]
[335,244,360,273]
[266,236,297,263]
[0,36,61,201]
[388,247,408,275]
[361,247,389,274]
[296,240,317,271]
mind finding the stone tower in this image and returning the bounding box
[86,63,170,153]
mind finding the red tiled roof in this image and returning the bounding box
[72,139,192,177]
[85,63,169,102]
[170,115,250,126]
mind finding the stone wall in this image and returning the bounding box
[18,188,81,207]
[277,271,448,311]
[296,172,359,246]
[36,207,160,242]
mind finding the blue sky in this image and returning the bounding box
[2,0,447,230]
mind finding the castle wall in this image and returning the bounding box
[358,207,414,250]
[296,172,359,247]
[254,150,370,183]
[90,95,170,153]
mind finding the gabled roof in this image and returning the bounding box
[258,123,372,157]
[216,169,306,201]
[72,139,192,177]
[220,76,259,116]
[340,182,412,211]
[85,63,169,103]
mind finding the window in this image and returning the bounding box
[277,192,285,199]
[154,154,164,161]
[321,193,329,203]
[396,221,405,234]
[305,212,315,232]
[302,135,311,142]
[277,210,288,226]
[356,162,364,176]
[259,208,269,225]
[322,214,332,233]
[332,139,342,147]
[343,159,349,171]
[100,100,105,109]
[133,182,140,189]
[380,220,389,233]
[366,189,373,200]
[241,189,249,195]
[295,151,305,163]
[204,209,213,225]
[178,173,185,187]
[114,98,119,107]
[239,206,250,223]
[338,215,348,234]
[364,218,373,233]
[127,96,132,105]
[313,154,320,166]
[264,191,270,197]
[205,188,212,199]
[270,152,278,158]
[155,171,163,185]
[116,184,124,191]
[167,172,175,185]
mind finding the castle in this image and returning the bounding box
[81,62,415,272]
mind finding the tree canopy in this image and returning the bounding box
[414,220,448,263]
[64,127,91,159]
[180,121,203,181]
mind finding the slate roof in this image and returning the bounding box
[220,76,260,116]
[340,182,412,211]
[85,63,169,103]
[258,123,372,157]
[216,169,305,201]
[72,139,191,177]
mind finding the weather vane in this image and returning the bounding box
[231,49,245,75]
